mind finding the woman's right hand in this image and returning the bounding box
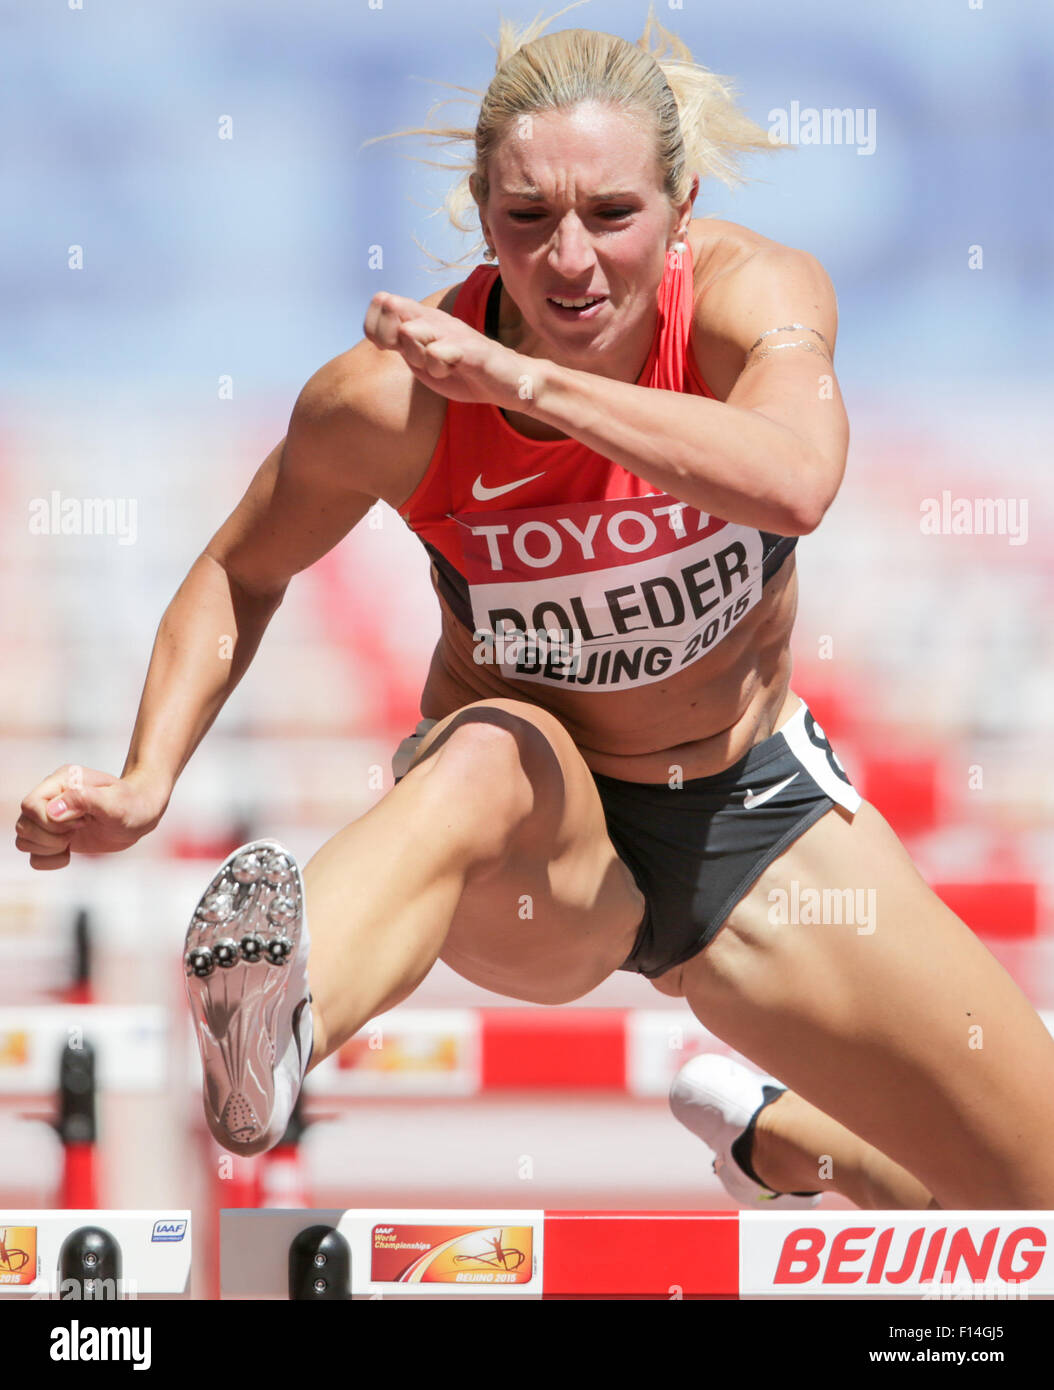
[15,765,170,870]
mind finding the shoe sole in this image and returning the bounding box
[183,838,306,1156]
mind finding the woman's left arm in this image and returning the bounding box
[525,248,849,536]
[365,247,849,536]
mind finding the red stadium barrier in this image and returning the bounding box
[312,1004,1054,1097]
[479,1008,627,1090]
[933,880,1039,940]
[861,753,940,838]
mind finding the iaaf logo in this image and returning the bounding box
[151,1219,187,1243]
[756,1221,1047,1293]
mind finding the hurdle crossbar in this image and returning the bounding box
[219,1208,1054,1300]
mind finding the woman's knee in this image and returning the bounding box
[399,701,567,867]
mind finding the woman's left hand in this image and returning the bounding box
[363,291,537,409]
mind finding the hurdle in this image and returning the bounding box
[303,1007,1054,1099]
[0,1211,191,1299]
[219,1208,1054,1300]
[0,1005,168,1210]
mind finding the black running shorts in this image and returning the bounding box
[391,700,861,980]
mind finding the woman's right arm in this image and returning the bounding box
[121,415,379,801]
[17,337,418,869]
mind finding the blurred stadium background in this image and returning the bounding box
[2,0,1053,1296]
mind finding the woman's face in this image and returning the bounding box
[478,101,694,373]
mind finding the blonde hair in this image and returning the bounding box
[363,2,784,269]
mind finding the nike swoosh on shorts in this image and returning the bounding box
[742,772,800,809]
[471,471,546,501]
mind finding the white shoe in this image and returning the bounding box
[669,1054,822,1210]
[184,839,313,1157]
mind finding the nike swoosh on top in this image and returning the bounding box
[472,471,546,501]
[742,772,800,809]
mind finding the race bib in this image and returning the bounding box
[456,493,763,690]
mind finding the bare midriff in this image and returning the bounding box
[419,553,800,784]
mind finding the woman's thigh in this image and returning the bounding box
[399,698,646,1004]
[676,798,1054,1208]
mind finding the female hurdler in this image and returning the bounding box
[17,14,1054,1211]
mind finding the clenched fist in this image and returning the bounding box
[363,291,538,409]
[16,765,169,870]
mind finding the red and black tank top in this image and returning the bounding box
[396,241,797,692]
